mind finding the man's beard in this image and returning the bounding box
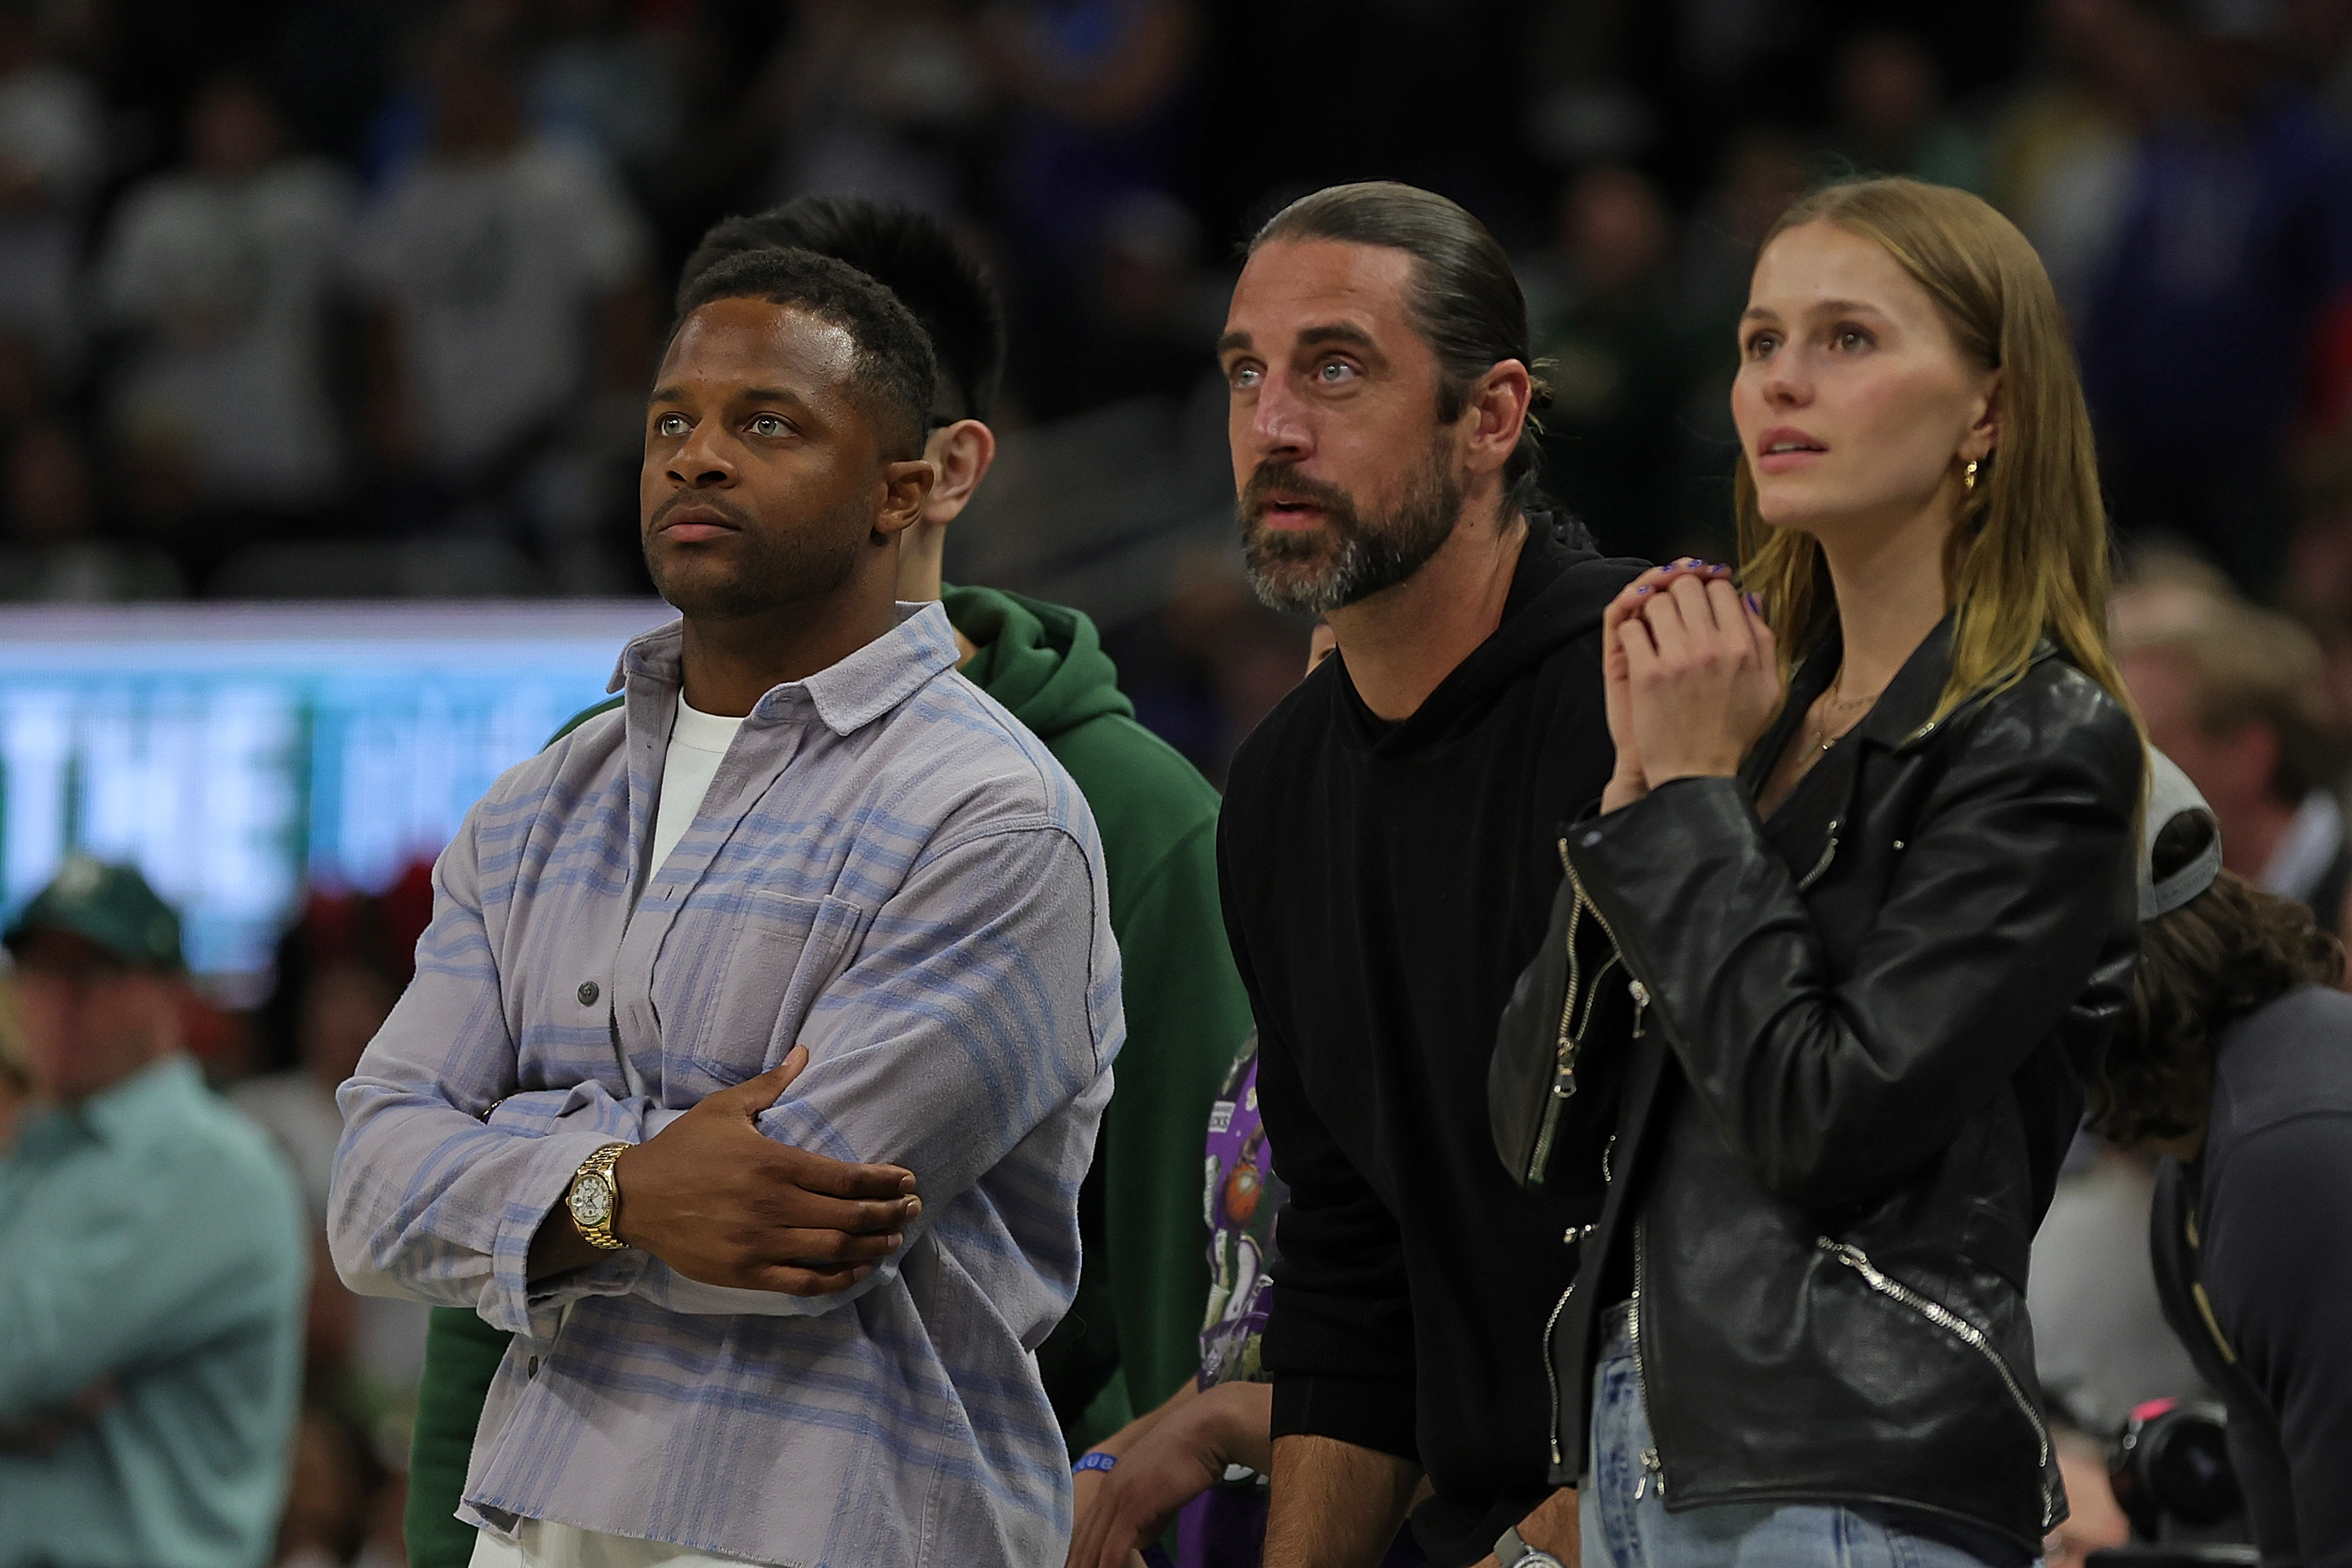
[1236,440,1464,615]
[642,490,866,620]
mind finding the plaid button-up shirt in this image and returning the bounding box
[328,604,1122,1568]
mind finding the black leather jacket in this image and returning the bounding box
[1531,617,2140,1552]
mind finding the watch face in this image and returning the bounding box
[571,1174,614,1229]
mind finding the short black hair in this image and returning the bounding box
[673,247,938,463]
[681,198,1004,423]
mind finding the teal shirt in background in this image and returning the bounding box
[0,1055,308,1568]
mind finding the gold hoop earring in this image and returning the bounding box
[1963,459,1980,491]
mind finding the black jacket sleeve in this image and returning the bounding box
[1218,811,1418,1461]
[1563,672,2140,1210]
[2207,1115,2352,1568]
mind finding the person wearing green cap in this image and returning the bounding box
[0,855,308,1568]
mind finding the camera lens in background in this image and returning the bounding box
[2111,1398,2242,1537]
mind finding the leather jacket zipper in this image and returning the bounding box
[1531,841,1623,1186]
[1797,815,1840,891]
[1542,1276,1576,1469]
[1817,1238,2057,1529]
[1629,1218,1664,1498]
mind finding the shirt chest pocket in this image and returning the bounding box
[665,890,868,1088]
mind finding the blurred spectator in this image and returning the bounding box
[0,0,102,370]
[2115,575,2352,931]
[986,0,1199,404]
[2028,1136,2209,1433]
[347,9,652,552]
[2,417,185,600]
[1526,164,1699,561]
[2077,0,2352,593]
[0,856,307,1568]
[1672,129,1806,556]
[1987,0,2175,310]
[93,74,355,580]
[1824,31,1987,192]
[277,1405,400,1568]
[2283,439,2352,715]
[2286,0,2352,126]
[745,0,991,219]
[1677,127,1809,335]
[986,0,1198,260]
[1058,185,1215,416]
[0,970,27,1152]
[236,882,430,1405]
[528,0,684,193]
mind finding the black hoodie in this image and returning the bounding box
[1217,521,1642,1565]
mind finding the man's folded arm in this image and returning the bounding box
[328,804,646,1335]
[731,821,1121,1312]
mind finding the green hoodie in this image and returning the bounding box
[405,588,1250,1568]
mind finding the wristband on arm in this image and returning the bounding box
[1073,1452,1117,1475]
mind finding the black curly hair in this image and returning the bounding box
[673,246,939,463]
[2089,810,2346,1146]
[681,198,1004,425]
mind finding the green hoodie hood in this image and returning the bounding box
[943,583,1134,741]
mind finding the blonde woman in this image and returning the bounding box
[1519,179,2143,1567]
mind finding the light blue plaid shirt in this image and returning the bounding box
[328,604,1122,1568]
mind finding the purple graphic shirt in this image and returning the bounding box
[1198,1040,1284,1390]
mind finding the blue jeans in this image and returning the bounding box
[1579,1303,2031,1568]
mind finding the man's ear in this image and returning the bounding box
[923,419,997,527]
[875,457,937,540]
[1462,359,1533,480]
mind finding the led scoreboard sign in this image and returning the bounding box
[0,601,672,987]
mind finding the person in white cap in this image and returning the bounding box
[2089,749,2352,1566]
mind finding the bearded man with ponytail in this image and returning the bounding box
[1210,182,1646,1568]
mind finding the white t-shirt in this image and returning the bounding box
[645,695,744,890]
[345,136,648,470]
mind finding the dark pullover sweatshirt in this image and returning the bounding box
[1217,524,1642,1566]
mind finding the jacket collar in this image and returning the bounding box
[606,601,960,739]
[1755,609,2063,778]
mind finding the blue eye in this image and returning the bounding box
[1229,363,1262,390]
[1317,360,1357,384]
[655,412,689,437]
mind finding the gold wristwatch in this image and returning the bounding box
[566,1142,630,1250]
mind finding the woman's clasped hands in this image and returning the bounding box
[1600,558,1784,814]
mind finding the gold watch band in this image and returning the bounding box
[568,1142,630,1250]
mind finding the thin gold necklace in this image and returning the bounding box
[1808,674,1887,754]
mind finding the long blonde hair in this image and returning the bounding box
[1734,177,2133,725]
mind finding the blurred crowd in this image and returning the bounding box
[16,0,2352,1562]
[9,0,2352,774]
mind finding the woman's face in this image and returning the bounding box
[1732,220,1997,543]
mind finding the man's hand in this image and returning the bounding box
[1465,1488,1581,1568]
[528,1045,920,1293]
[1068,1381,1274,1568]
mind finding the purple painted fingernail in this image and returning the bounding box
[1746,593,1762,613]
[1635,586,1650,595]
